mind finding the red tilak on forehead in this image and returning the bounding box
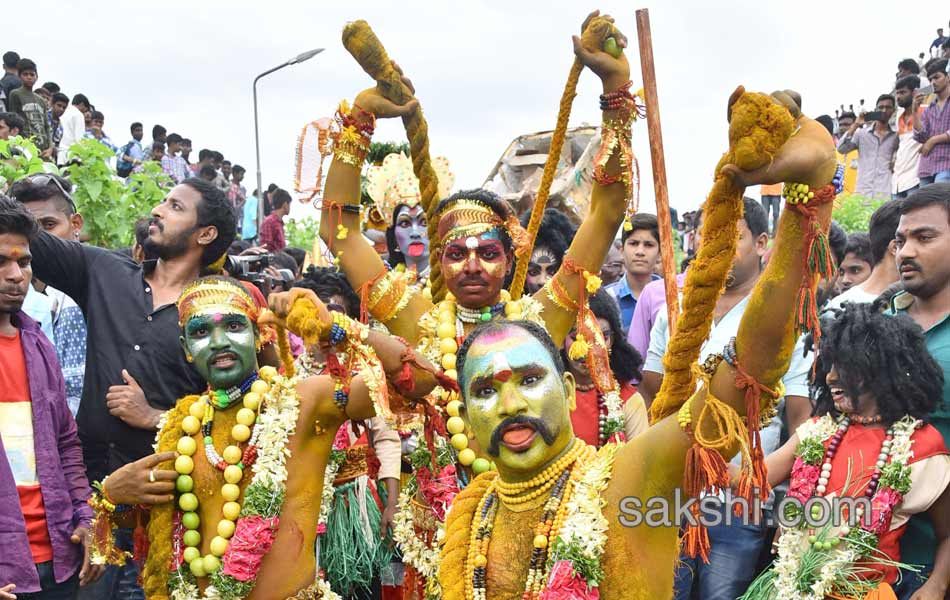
[492,354,512,382]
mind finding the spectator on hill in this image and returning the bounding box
[259,189,290,251]
[914,59,950,184]
[160,133,189,184]
[7,59,52,158]
[0,51,21,111]
[179,137,192,166]
[894,75,923,199]
[150,124,166,148]
[931,28,949,57]
[837,94,898,198]
[48,92,67,153]
[116,122,145,178]
[57,94,90,165]
[82,110,117,152]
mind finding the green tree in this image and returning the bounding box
[285,216,320,251]
[0,136,56,190]
[832,195,886,233]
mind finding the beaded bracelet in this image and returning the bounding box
[599,81,635,111]
[333,381,349,412]
[328,312,348,346]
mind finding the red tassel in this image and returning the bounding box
[132,522,149,567]
[393,361,415,395]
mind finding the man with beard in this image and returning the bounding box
[641,197,814,600]
[24,177,235,600]
[888,183,950,598]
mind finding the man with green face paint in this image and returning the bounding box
[91,277,437,600]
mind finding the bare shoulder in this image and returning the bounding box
[294,375,343,428]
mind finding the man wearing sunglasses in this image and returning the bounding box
[11,174,86,418]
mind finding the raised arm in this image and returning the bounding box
[617,94,837,503]
[535,16,632,346]
[319,85,433,342]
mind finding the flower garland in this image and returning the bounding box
[165,368,302,600]
[392,424,458,600]
[742,414,920,600]
[543,442,620,598]
[440,440,619,600]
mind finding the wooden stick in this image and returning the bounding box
[636,9,678,336]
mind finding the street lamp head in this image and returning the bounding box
[288,48,324,65]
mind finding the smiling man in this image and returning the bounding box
[23,176,235,599]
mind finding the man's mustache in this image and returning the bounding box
[488,415,556,456]
[899,259,922,272]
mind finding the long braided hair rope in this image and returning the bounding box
[342,21,446,300]
[510,16,617,300]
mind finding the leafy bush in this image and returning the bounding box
[285,216,319,252]
[832,194,886,234]
[1,137,173,248]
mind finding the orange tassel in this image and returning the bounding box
[682,520,711,563]
[684,443,730,497]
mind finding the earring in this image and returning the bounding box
[185,353,193,363]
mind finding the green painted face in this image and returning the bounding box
[460,325,576,481]
[180,312,258,389]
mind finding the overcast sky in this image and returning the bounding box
[8,0,946,219]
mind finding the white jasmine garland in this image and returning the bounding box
[172,373,304,600]
[392,488,443,581]
[546,442,619,587]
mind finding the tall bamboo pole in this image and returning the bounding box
[636,9,678,335]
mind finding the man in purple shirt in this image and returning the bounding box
[914,59,950,184]
[0,196,100,598]
[626,271,685,359]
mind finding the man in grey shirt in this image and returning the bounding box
[837,93,898,199]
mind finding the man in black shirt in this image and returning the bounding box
[26,177,236,483]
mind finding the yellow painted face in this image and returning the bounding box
[460,325,576,480]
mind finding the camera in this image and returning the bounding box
[226,254,294,297]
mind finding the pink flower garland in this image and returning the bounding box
[221,515,280,582]
[787,458,819,504]
[539,561,599,600]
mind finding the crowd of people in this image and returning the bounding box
[0,50,296,246]
[1,13,950,600]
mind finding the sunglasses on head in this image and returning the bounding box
[26,174,76,212]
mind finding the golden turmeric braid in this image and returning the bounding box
[648,88,795,423]
[439,472,497,600]
[341,21,446,300]
[511,16,619,299]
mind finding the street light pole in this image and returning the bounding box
[252,47,324,239]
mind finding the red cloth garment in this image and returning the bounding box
[821,422,947,583]
[259,213,286,251]
[570,381,637,447]
[0,332,53,563]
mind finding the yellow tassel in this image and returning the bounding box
[336,224,348,240]
[569,334,590,360]
[584,273,602,294]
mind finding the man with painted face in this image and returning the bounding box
[96,277,436,599]
[24,178,236,598]
[321,11,632,359]
[435,90,840,598]
[522,209,575,296]
[365,151,454,286]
